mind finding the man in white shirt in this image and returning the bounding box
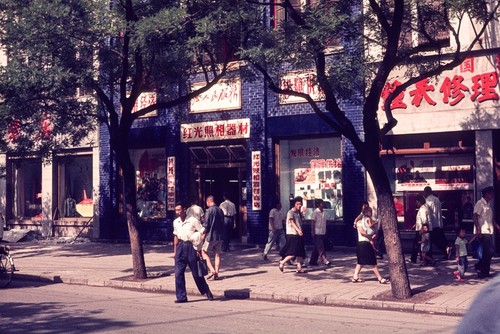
[262,201,286,260]
[220,193,236,252]
[173,203,213,303]
[309,199,331,266]
[473,186,499,278]
[424,186,450,260]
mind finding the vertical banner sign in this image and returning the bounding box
[166,156,176,211]
[252,151,262,211]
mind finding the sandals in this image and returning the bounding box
[278,262,284,273]
[296,269,306,274]
[351,277,363,283]
[379,278,389,284]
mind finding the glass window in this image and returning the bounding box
[10,158,42,219]
[279,137,342,221]
[130,148,166,220]
[56,155,93,218]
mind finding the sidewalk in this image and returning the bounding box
[7,240,498,316]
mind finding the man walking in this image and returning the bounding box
[173,203,213,303]
[202,195,225,280]
[262,201,286,260]
[220,192,236,252]
[424,186,450,259]
[309,199,331,266]
[474,186,499,278]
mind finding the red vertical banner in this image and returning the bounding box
[251,151,261,211]
[166,156,176,211]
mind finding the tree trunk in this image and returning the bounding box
[367,155,412,299]
[117,146,147,279]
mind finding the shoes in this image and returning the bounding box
[325,261,332,267]
[206,290,214,301]
[278,262,284,272]
[351,277,363,283]
[379,278,389,284]
[296,269,306,274]
[175,299,188,303]
[206,272,215,280]
[213,273,219,280]
[262,254,268,261]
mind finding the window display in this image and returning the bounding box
[280,138,342,221]
[130,148,166,219]
[10,158,42,219]
[56,155,93,218]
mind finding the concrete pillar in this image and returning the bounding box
[41,157,53,237]
[475,130,494,198]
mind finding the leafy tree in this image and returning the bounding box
[242,0,499,299]
[0,0,257,278]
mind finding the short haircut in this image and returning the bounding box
[293,196,303,204]
[315,199,323,207]
[482,186,494,197]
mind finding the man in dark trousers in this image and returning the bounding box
[173,202,213,303]
[424,186,450,260]
[202,195,225,280]
[220,192,236,252]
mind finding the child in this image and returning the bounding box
[362,206,378,251]
[419,224,434,266]
[454,228,468,281]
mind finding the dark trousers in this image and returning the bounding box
[410,231,421,263]
[376,229,386,256]
[223,217,233,251]
[475,234,495,278]
[175,241,209,302]
[430,227,448,257]
[309,234,327,265]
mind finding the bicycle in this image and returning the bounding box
[0,244,14,288]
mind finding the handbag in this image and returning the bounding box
[197,258,209,277]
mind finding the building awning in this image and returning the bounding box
[189,145,247,164]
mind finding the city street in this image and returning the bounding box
[1,281,461,334]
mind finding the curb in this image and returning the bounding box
[13,273,465,316]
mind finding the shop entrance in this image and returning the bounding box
[199,166,246,241]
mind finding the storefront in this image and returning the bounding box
[378,54,500,236]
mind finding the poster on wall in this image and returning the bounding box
[251,151,262,211]
[166,156,176,211]
[395,155,474,192]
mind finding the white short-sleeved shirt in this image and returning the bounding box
[426,194,443,229]
[220,200,236,217]
[356,217,371,243]
[312,208,326,235]
[474,197,494,235]
[286,209,302,235]
[416,204,431,231]
[173,216,204,243]
[268,208,284,230]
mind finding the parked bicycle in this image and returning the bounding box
[0,244,14,288]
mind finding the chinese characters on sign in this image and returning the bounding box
[180,118,250,143]
[190,79,241,113]
[290,146,321,159]
[279,71,326,104]
[252,151,262,211]
[380,56,500,112]
[166,156,176,211]
[131,92,158,117]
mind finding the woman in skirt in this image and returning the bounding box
[279,196,306,273]
[352,206,389,284]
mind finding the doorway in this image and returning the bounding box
[199,166,246,241]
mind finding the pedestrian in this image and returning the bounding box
[202,195,225,280]
[410,195,431,264]
[262,201,286,261]
[424,186,450,260]
[419,224,434,266]
[186,197,204,223]
[309,199,331,266]
[454,227,468,281]
[351,206,389,284]
[220,192,236,252]
[279,196,306,274]
[353,201,369,229]
[473,186,499,279]
[172,203,213,303]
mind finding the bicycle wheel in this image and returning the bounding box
[0,254,13,288]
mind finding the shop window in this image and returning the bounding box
[279,137,342,222]
[56,155,93,218]
[130,148,166,220]
[10,158,42,219]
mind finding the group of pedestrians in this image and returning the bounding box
[172,193,236,303]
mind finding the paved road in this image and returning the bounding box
[1,281,461,334]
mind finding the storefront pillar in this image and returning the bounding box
[475,130,495,196]
[92,146,100,239]
[41,158,53,237]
